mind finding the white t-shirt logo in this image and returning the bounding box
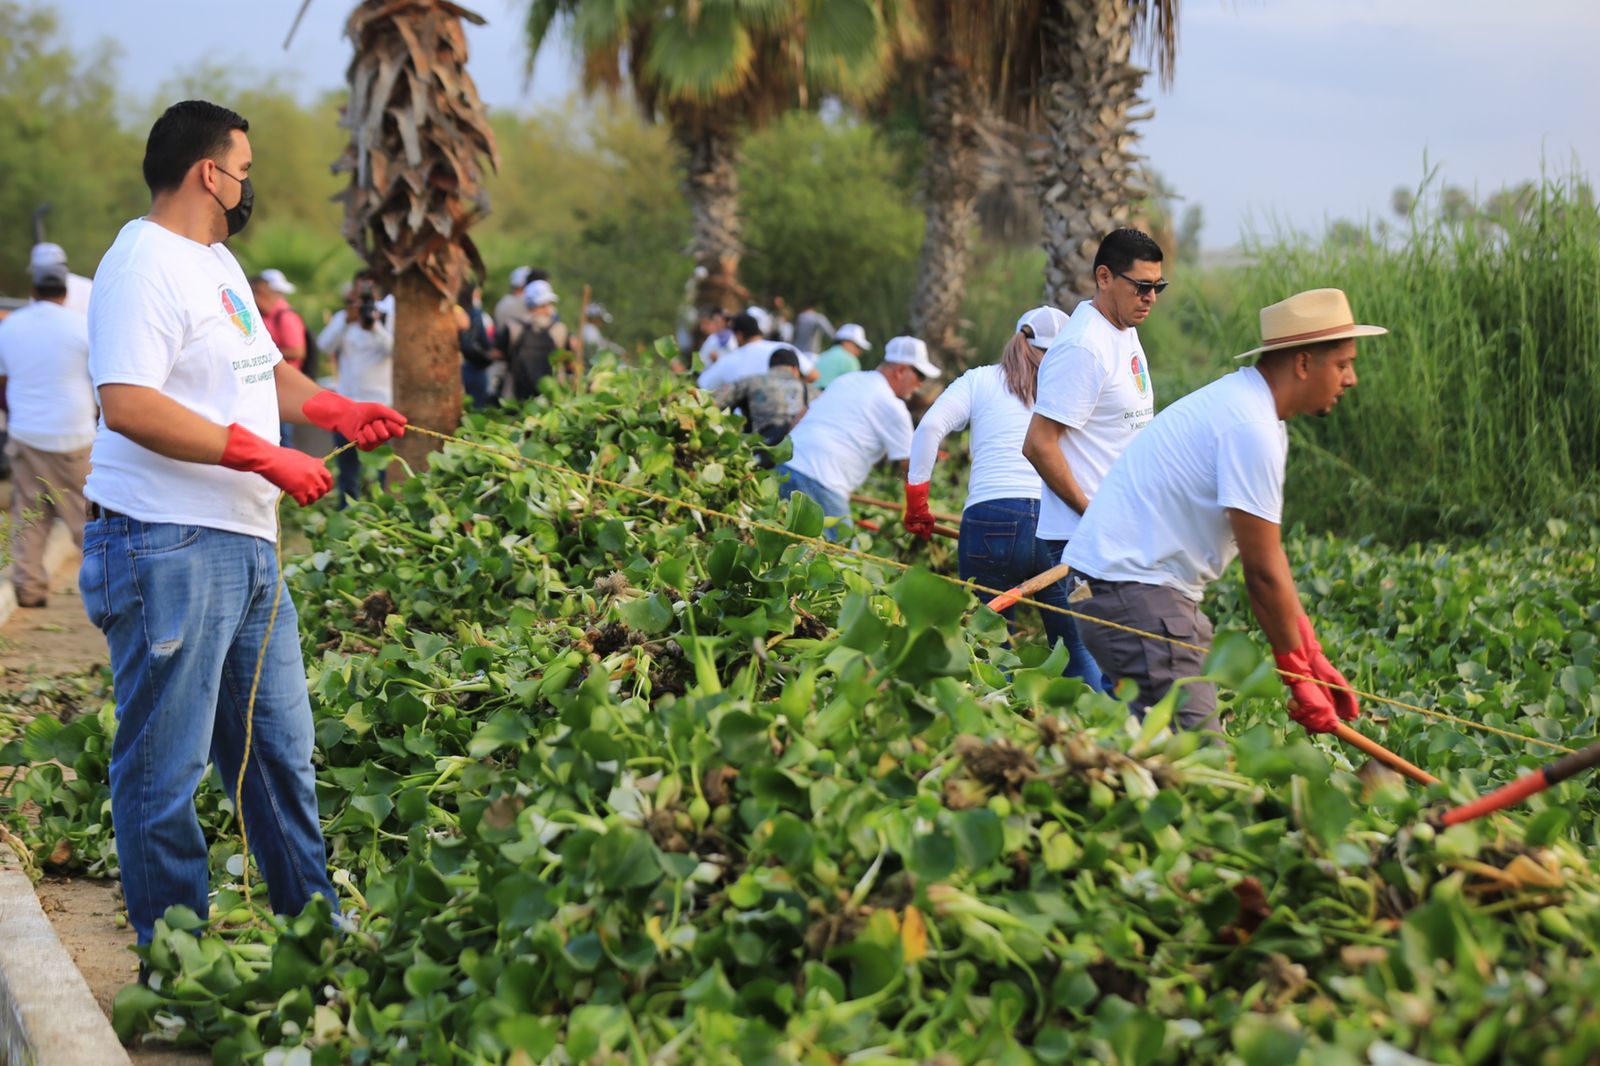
[1130,352,1150,397]
[219,285,259,343]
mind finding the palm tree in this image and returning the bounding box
[525,0,918,314]
[1037,0,1178,306]
[335,0,499,465]
[902,1,985,368]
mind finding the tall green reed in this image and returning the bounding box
[1173,174,1600,542]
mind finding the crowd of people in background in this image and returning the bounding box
[1,214,1379,746]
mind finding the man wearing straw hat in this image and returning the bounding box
[1063,288,1385,734]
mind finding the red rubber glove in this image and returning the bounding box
[1274,616,1359,734]
[1296,615,1360,722]
[903,481,935,541]
[219,424,334,506]
[301,390,407,451]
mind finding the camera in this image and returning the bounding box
[355,280,379,328]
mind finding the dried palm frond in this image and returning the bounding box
[334,0,500,300]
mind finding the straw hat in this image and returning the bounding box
[1235,288,1387,361]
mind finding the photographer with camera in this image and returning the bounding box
[316,270,394,503]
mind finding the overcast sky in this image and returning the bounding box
[58,0,1599,249]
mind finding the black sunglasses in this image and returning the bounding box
[1117,272,1169,297]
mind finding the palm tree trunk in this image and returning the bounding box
[1037,0,1150,307]
[390,270,462,474]
[906,7,981,370]
[676,120,748,314]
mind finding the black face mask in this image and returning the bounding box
[210,167,254,237]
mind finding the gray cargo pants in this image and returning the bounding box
[1070,574,1221,734]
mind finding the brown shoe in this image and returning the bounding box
[15,594,47,609]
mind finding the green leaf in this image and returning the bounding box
[565,1004,630,1063]
[892,567,969,632]
[1231,1015,1306,1066]
[681,960,738,1012]
[908,829,957,881]
[717,711,769,763]
[590,827,663,891]
[837,592,887,651]
[1106,1008,1167,1066]
[785,489,825,539]
[951,808,1003,870]
[619,592,675,635]
[497,1016,559,1058]
[468,708,534,758]
[1203,630,1269,688]
[1524,806,1571,846]
[403,961,455,997]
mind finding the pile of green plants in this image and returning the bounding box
[5,357,1600,1064]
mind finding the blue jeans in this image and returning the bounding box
[332,432,390,506]
[960,498,1106,690]
[774,463,851,542]
[78,518,336,944]
[461,361,492,408]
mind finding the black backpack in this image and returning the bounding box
[298,313,321,380]
[508,320,560,400]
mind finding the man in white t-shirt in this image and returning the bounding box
[0,255,94,607]
[29,242,93,316]
[79,100,407,949]
[696,313,818,392]
[778,336,941,537]
[1064,288,1385,735]
[1023,228,1165,552]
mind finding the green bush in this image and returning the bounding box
[740,112,924,348]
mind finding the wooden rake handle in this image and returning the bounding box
[984,562,1073,613]
[1333,722,1440,787]
[850,493,961,525]
[856,517,958,540]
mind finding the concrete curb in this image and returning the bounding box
[0,864,131,1066]
[0,520,74,631]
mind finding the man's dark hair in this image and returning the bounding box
[701,307,727,322]
[1093,227,1164,277]
[142,100,249,196]
[33,279,67,300]
[730,312,760,340]
[768,347,800,370]
[526,269,549,283]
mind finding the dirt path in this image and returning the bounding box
[1,549,204,1062]
[0,547,107,693]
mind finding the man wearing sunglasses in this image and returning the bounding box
[1021,227,1166,685]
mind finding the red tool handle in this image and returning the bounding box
[1439,737,1600,825]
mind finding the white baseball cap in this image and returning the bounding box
[835,322,871,350]
[29,242,67,271]
[258,267,297,294]
[883,336,941,380]
[1016,305,1069,350]
[509,265,532,289]
[524,279,558,307]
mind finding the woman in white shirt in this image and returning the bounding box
[903,307,1105,688]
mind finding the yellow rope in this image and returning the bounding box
[233,440,357,922]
